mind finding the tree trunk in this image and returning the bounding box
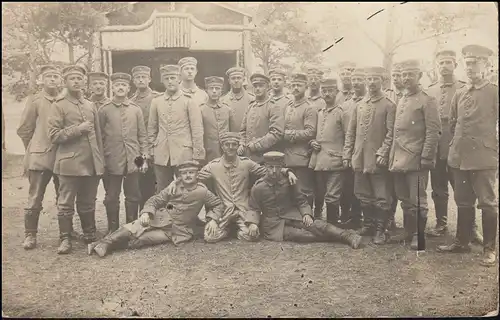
[68,43,75,64]
[382,5,396,74]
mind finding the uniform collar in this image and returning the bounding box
[467,79,489,90]
[293,96,308,107]
[439,76,457,87]
[181,83,200,94]
[222,156,240,168]
[271,91,286,100]
[112,98,130,107]
[404,87,421,97]
[65,93,84,105]
[133,88,152,99]
[309,94,321,101]
[42,90,58,102]
[263,175,287,187]
[164,90,182,101]
[323,104,340,113]
[206,101,223,109]
[229,89,246,101]
[91,94,108,103]
[352,94,364,102]
[366,94,384,103]
[252,97,271,107]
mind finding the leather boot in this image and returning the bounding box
[437,207,474,253]
[471,217,484,245]
[427,200,448,237]
[284,227,319,243]
[23,209,40,250]
[105,205,120,234]
[411,213,427,251]
[57,215,73,254]
[357,206,375,236]
[480,208,498,267]
[373,208,388,245]
[69,217,80,240]
[322,222,362,249]
[79,211,97,244]
[390,210,414,243]
[88,226,132,258]
[313,202,324,220]
[326,203,340,226]
[387,199,398,231]
[125,201,139,224]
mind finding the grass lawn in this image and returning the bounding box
[1,152,498,317]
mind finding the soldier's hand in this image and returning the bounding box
[376,155,388,167]
[165,180,178,196]
[78,121,93,134]
[139,212,151,227]
[302,214,314,227]
[343,159,351,168]
[237,145,245,156]
[206,219,218,237]
[310,140,321,151]
[248,223,260,238]
[287,171,298,185]
[420,158,434,170]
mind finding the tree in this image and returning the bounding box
[250,2,324,74]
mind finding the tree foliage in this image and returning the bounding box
[250,2,323,73]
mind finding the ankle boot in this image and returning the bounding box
[88,226,132,258]
[390,210,413,243]
[357,206,375,236]
[79,211,97,244]
[57,215,73,254]
[105,205,120,234]
[23,233,37,250]
[437,207,474,253]
[125,201,139,224]
[326,203,340,226]
[471,216,484,245]
[428,199,448,237]
[23,209,40,250]
[373,208,388,245]
[321,222,361,249]
[481,208,498,257]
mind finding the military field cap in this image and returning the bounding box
[177,160,200,172]
[250,73,270,84]
[226,67,246,77]
[178,57,198,69]
[39,65,61,76]
[400,59,421,72]
[365,66,387,77]
[436,50,457,62]
[337,61,357,71]
[306,67,324,77]
[205,76,224,88]
[351,68,366,78]
[269,67,287,78]
[320,78,338,87]
[62,65,87,78]
[220,132,241,144]
[391,63,403,74]
[131,66,151,77]
[462,44,493,60]
[263,151,285,166]
[88,72,109,81]
[110,72,131,84]
[290,73,308,83]
[160,65,180,75]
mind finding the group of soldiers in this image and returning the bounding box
[17,43,498,267]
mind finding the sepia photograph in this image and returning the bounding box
[1,1,499,318]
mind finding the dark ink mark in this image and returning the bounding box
[322,37,344,52]
[308,280,313,284]
[367,9,384,20]
[294,303,298,307]
[301,274,304,278]
[280,246,284,251]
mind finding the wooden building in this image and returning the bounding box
[92,2,254,95]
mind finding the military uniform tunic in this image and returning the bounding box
[220,89,255,132]
[308,93,327,112]
[200,102,235,162]
[180,84,208,108]
[90,94,111,110]
[130,88,161,134]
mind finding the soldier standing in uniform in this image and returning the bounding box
[238,73,285,164]
[309,78,346,225]
[437,45,498,267]
[268,67,294,111]
[98,72,148,234]
[220,67,255,132]
[338,68,365,229]
[249,151,362,248]
[88,160,224,258]
[343,67,396,244]
[388,59,441,250]
[17,65,62,249]
[384,62,404,231]
[48,65,105,254]
[178,57,208,108]
[88,72,110,110]
[130,66,161,208]
[165,132,298,243]
[148,65,205,192]
[282,73,317,209]
[335,61,356,105]
[200,76,235,162]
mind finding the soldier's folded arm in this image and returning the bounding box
[147,99,159,157]
[285,105,318,142]
[186,99,206,160]
[141,188,171,219]
[343,105,358,160]
[203,189,224,223]
[250,104,284,152]
[47,101,84,144]
[248,159,294,180]
[421,96,442,161]
[376,100,396,159]
[16,95,37,150]
[246,186,262,226]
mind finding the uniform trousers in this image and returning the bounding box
[354,171,393,214]
[430,159,454,227]
[154,163,176,193]
[315,171,343,206]
[103,171,141,227]
[452,169,497,252]
[204,208,259,242]
[341,168,362,218]
[290,166,315,206]
[393,170,429,219]
[123,219,174,249]
[282,219,342,242]
[24,170,59,235]
[139,160,156,209]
